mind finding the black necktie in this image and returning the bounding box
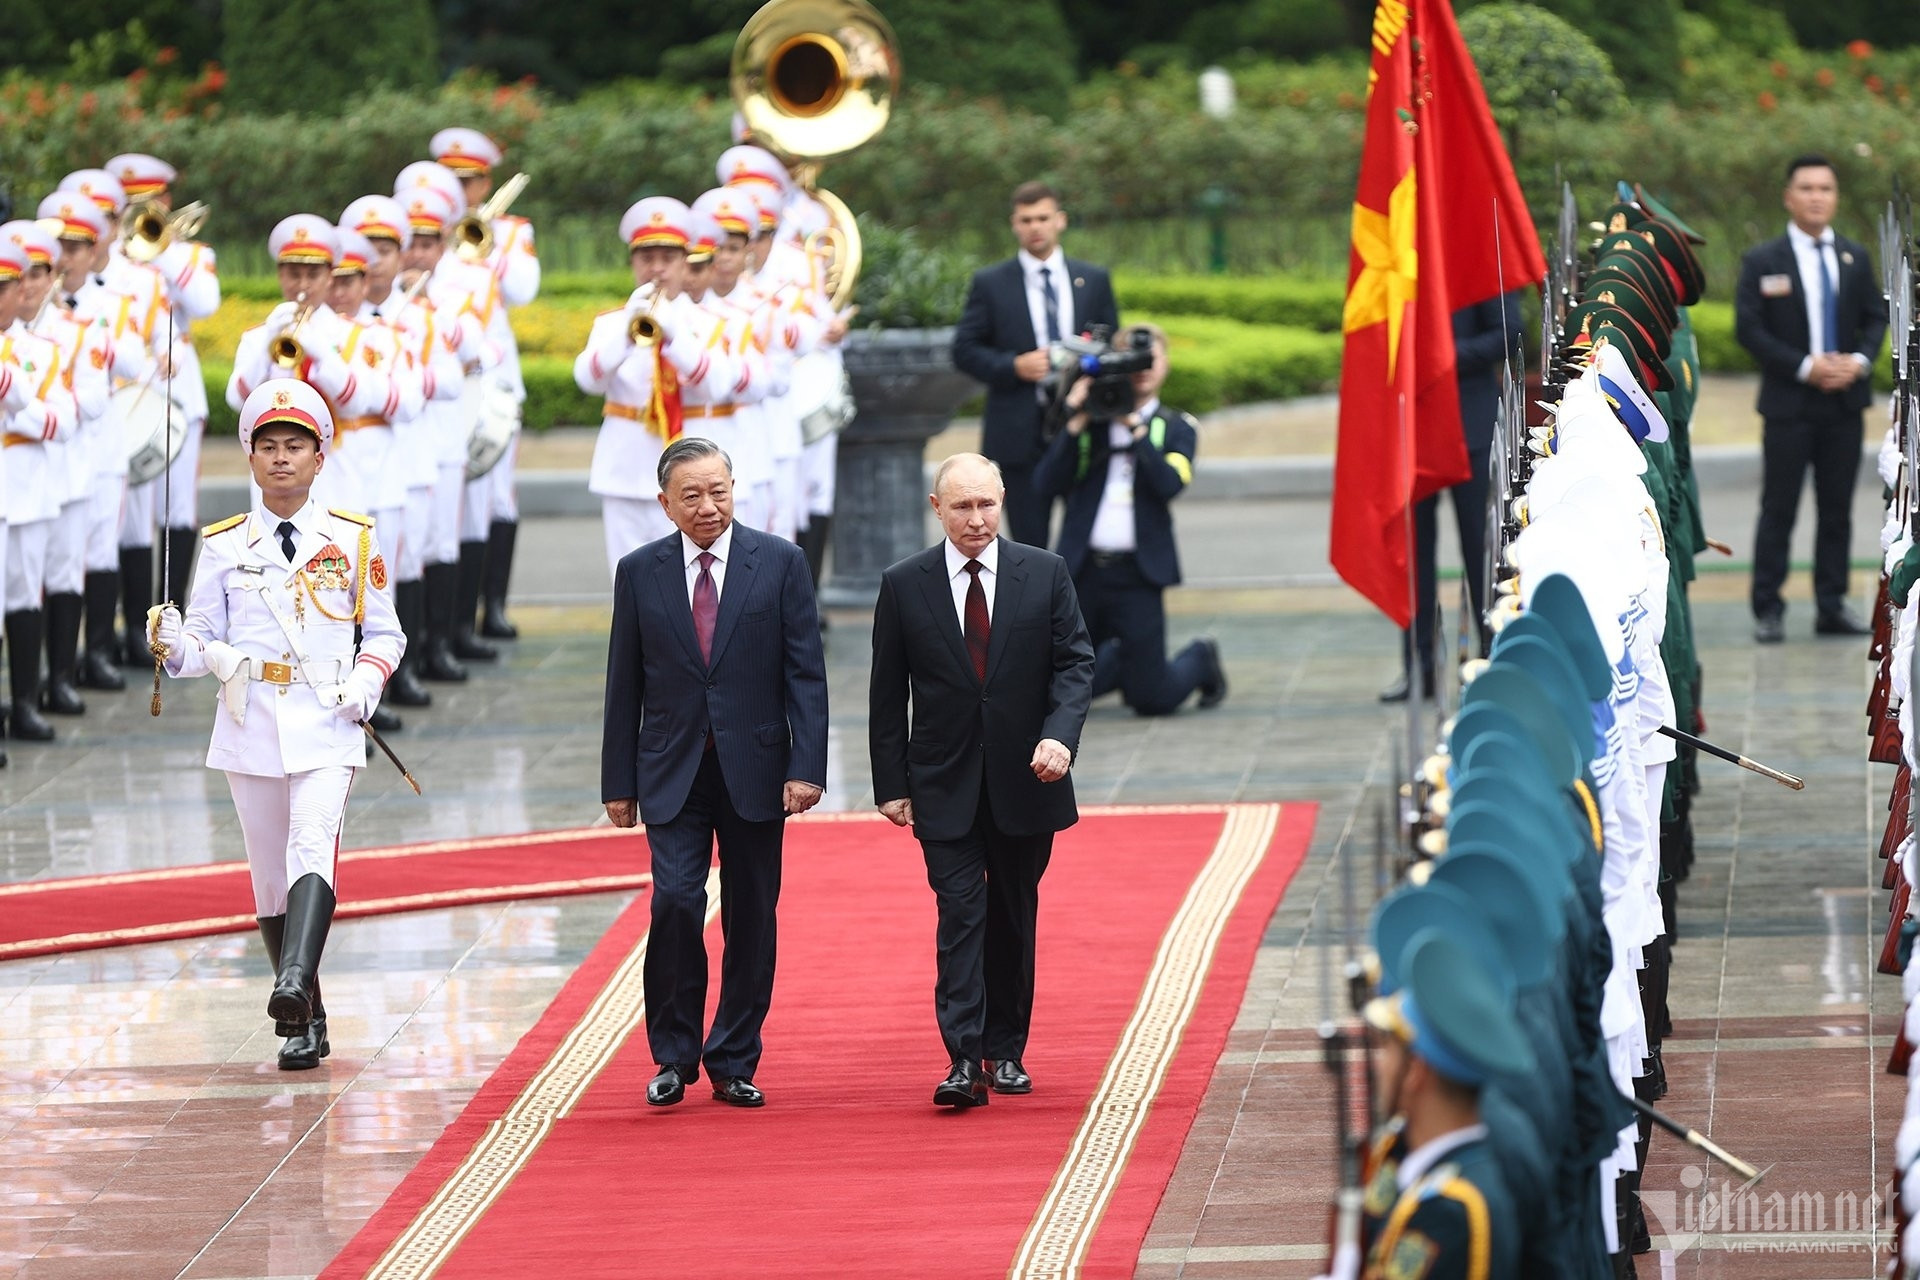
[962,560,989,682]
[1039,265,1061,344]
[277,520,297,564]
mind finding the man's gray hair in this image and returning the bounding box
[657,435,733,491]
[932,452,1004,498]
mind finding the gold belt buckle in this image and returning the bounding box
[261,661,293,685]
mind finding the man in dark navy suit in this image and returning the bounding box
[1382,290,1523,702]
[601,436,828,1110]
[953,181,1121,548]
[1735,154,1888,642]
[1034,322,1225,715]
[869,453,1094,1108]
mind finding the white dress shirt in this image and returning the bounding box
[1089,396,1159,553]
[681,522,734,604]
[944,536,998,627]
[1018,247,1074,350]
[1786,222,1869,382]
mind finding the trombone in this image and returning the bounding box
[269,293,318,369]
[121,200,210,265]
[451,173,531,264]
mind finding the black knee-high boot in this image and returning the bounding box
[260,911,328,1069]
[480,519,518,640]
[798,514,831,590]
[40,592,86,715]
[80,570,125,690]
[451,540,496,661]
[5,611,55,741]
[420,562,468,682]
[268,874,335,1029]
[385,580,432,707]
[118,546,153,668]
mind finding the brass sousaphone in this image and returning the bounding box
[730,0,900,311]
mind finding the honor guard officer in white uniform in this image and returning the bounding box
[38,191,154,693]
[343,193,456,710]
[392,170,500,680]
[0,226,81,742]
[58,168,178,666]
[108,153,221,613]
[576,197,740,575]
[151,380,405,1071]
[431,127,538,646]
[680,206,776,532]
[22,217,115,718]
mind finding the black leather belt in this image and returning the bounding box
[1089,550,1136,568]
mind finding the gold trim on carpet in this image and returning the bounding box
[1009,801,1282,1279]
[0,875,653,960]
[364,867,721,1280]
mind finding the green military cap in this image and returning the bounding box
[1575,284,1672,356]
[1429,847,1557,987]
[1596,229,1663,272]
[1589,258,1679,326]
[1449,702,1579,789]
[1447,782,1585,902]
[1366,931,1536,1085]
[1567,301,1670,371]
[1457,724,1566,799]
[1641,219,1705,305]
[1589,321,1675,392]
[1632,183,1705,243]
[1453,681,1583,784]
[1600,200,1647,235]
[1487,634,1590,747]
[1528,575,1612,699]
[1370,879,1510,999]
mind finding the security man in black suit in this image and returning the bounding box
[953,181,1121,548]
[1382,291,1524,702]
[1735,153,1888,642]
[601,436,829,1110]
[869,453,1095,1108]
[1033,322,1225,715]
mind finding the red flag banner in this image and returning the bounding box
[1330,0,1546,626]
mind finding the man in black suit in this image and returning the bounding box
[1034,322,1226,714]
[601,436,828,1110]
[1382,291,1525,701]
[953,181,1121,548]
[1735,154,1888,642]
[869,453,1095,1108]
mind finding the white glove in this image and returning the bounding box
[305,343,353,398]
[331,664,384,722]
[265,300,303,334]
[148,604,183,653]
[7,400,48,441]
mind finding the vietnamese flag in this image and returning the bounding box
[1329,0,1545,626]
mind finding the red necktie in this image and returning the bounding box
[693,551,718,664]
[963,559,989,682]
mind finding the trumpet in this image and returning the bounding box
[451,172,530,264]
[627,284,664,345]
[269,293,318,370]
[121,200,210,265]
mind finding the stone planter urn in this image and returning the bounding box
[821,327,980,607]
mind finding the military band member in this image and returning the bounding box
[681,206,776,532]
[432,127,537,644]
[0,226,81,742]
[38,191,154,693]
[22,216,115,718]
[343,193,460,709]
[151,379,404,1070]
[107,153,221,612]
[58,168,178,667]
[576,197,739,575]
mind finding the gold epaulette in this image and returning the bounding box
[328,507,374,527]
[201,513,247,538]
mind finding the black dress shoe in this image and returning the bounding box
[985,1058,1032,1094]
[711,1077,765,1107]
[1753,614,1785,644]
[646,1064,689,1107]
[1195,637,1227,710]
[933,1058,989,1108]
[1815,605,1870,636]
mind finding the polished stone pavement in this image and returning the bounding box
[0,489,1900,1279]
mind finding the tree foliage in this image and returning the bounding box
[223,0,438,113]
[1458,2,1625,159]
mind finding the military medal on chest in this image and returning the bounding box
[305,544,352,592]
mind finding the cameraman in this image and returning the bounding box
[1034,324,1226,716]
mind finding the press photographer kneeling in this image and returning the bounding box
[1034,323,1227,716]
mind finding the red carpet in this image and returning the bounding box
[325,802,1316,1280]
[0,828,648,960]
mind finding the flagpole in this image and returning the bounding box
[1399,391,1420,856]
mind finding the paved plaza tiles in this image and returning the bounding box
[0,508,1898,1279]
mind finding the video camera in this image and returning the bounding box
[1041,324,1155,437]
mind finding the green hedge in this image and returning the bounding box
[1118,273,1345,331]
